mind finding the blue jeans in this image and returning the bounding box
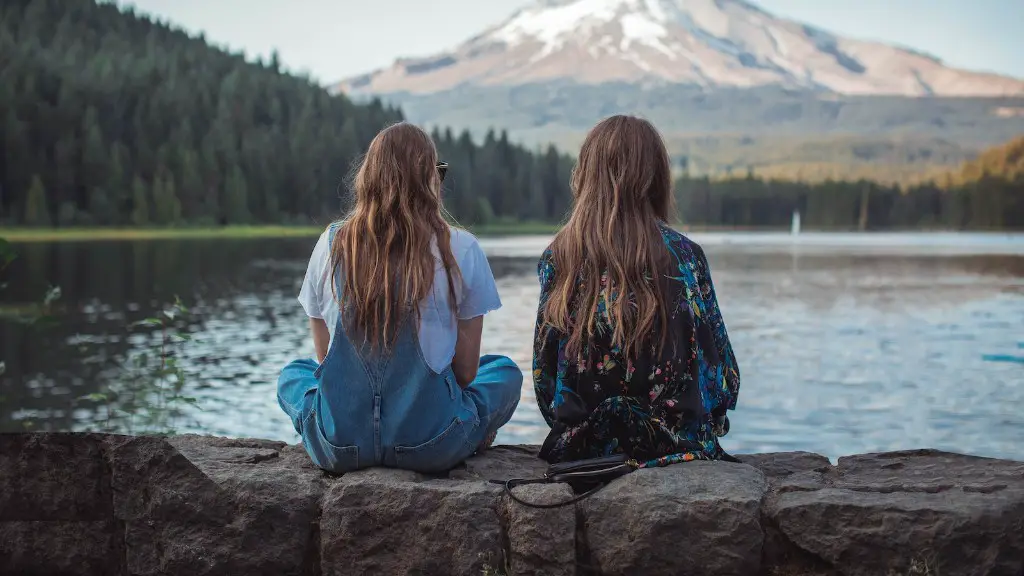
[278,352,522,474]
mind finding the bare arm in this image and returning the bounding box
[310,318,330,363]
[452,315,484,388]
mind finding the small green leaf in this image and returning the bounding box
[170,395,202,409]
[131,318,163,328]
[30,315,60,329]
[155,367,180,378]
[43,285,62,306]
[172,295,189,313]
[0,238,15,267]
[80,392,109,402]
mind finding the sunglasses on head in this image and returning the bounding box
[436,161,448,183]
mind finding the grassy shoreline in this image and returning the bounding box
[1,223,566,243]
[6,223,1006,243]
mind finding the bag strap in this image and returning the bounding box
[493,451,743,509]
[488,478,611,509]
[720,449,741,463]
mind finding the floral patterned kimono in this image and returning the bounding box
[532,223,741,468]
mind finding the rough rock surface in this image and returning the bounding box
[2,433,1024,576]
[320,467,504,576]
[759,450,1024,576]
[503,483,576,576]
[581,460,767,576]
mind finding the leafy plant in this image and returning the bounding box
[479,552,510,576]
[0,237,14,279]
[0,236,62,328]
[0,237,9,377]
[0,239,60,375]
[4,233,198,435]
[79,295,200,435]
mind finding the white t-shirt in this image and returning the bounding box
[297,225,502,373]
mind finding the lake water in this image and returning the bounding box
[2,232,1023,461]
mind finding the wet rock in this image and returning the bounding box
[580,460,768,576]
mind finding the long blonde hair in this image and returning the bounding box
[331,122,459,351]
[542,115,674,361]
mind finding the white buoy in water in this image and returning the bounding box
[790,210,801,236]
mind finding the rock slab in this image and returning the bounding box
[2,433,1024,576]
[762,450,1024,576]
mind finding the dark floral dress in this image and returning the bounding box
[533,223,740,468]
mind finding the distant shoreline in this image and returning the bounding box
[7,223,1010,243]
[2,223,566,243]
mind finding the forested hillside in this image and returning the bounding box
[0,0,573,228]
[951,136,1024,186]
[674,136,1024,230]
[374,82,1024,181]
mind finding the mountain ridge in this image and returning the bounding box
[334,0,1024,98]
[330,0,1024,179]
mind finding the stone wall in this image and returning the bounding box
[1,433,1022,576]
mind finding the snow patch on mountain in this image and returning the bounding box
[334,0,1024,98]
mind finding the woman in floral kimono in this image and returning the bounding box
[533,115,741,468]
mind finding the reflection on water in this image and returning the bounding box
[2,233,1023,461]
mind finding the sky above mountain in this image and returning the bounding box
[114,0,1024,83]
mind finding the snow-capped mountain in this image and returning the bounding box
[335,0,1024,97]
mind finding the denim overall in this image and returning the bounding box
[277,248,522,474]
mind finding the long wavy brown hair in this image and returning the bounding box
[331,122,459,351]
[542,115,675,361]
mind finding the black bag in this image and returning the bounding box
[491,454,640,509]
[494,449,743,509]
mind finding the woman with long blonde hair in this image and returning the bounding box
[533,115,740,467]
[279,122,521,474]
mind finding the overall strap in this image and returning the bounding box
[327,221,342,294]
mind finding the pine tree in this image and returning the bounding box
[23,175,50,227]
[131,177,150,226]
[166,176,182,224]
[224,165,250,224]
[177,149,202,218]
[152,174,182,225]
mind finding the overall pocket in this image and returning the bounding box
[394,416,475,473]
[300,410,360,474]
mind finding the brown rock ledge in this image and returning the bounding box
[1,434,1022,576]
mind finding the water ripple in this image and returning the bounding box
[1,234,1022,461]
